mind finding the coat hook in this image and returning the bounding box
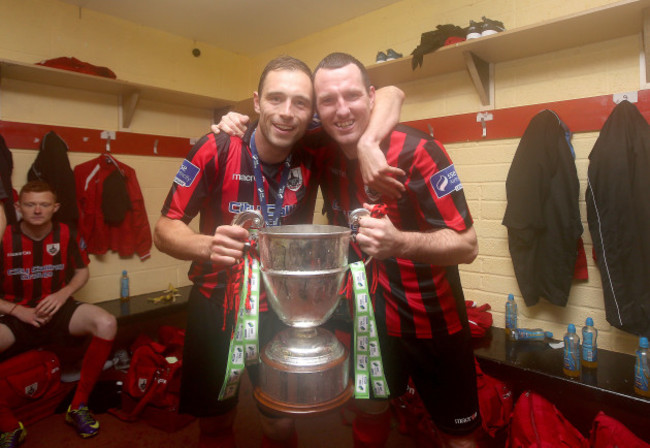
[100,130,116,152]
[153,139,159,155]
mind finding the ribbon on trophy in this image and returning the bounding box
[218,244,261,400]
[350,261,389,400]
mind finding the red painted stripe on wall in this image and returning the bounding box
[2,90,650,155]
[404,90,650,143]
[0,120,194,158]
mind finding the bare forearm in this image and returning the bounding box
[154,216,212,261]
[358,86,404,149]
[0,207,6,237]
[59,267,89,299]
[397,227,478,265]
[1,298,18,315]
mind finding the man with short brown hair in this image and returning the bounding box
[1,180,117,444]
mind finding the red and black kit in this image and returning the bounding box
[0,222,89,306]
[161,129,323,304]
[320,124,480,436]
[160,128,323,416]
[321,124,473,339]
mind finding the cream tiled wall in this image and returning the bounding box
[0,0,645,353]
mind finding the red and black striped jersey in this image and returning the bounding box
[1,222,89,307]
[320,124,474,338]
[161,130,323,302]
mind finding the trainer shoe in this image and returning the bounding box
[376,51,388,63]
[466,20,482,39]
[481,16,505,36]
[65,405,99,438]
[0,422,26,448]
[386,48,403,61]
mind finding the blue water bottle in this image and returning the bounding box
[634,337,650,397]
[563,324,580,378]
[581,317,598,369]
[505,294,518,333]
[120,270,130,315]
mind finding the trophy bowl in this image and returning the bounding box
[257,224,351,328]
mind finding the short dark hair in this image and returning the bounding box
[314,52,371,92]
[257,55,313,96]
[19,180,56,200]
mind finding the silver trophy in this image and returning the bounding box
[233,209,369,415]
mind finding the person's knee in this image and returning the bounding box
[0,323,16,353]
[94,312,117,339]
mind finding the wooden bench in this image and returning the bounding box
[473,327,650,442]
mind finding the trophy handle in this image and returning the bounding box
[348,208,373,267]
[231,210,265,229]
[231,210,264,254]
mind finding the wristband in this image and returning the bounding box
[7,303,18,316]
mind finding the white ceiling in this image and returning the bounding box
[59,0,402,56]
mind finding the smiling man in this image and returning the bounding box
[313,53,480,448]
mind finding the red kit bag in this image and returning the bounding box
[475,359,513,437]
[508,391,589,448]
[589,411,650,448]
[0,349,61,408]
[112,326,193,431]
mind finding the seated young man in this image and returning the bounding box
[0,181,117,445]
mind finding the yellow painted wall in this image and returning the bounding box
[0,0,646,354]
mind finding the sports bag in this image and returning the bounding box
[0,349,61,409]
[112,326,185,422]
[589,411,650,448]
[508,390,589,448]
[475,359,513,437]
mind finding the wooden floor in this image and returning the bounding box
[19,372,417,448]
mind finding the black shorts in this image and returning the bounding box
[0,299,83,361]
[379,326,481,437]
[179,285,284,417]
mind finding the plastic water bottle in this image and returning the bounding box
[505,294,518,333]
[506,328,553,341]
[581,317,598,369]
[120,270,130,301]
[120,270,130,315]
[634,337,650,397]
[563,324,580,378]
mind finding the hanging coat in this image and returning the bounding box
[586,100,650,336]
[503,110,584,307]
[74,154,152,260]
[28,131,79,227]
[0,134,18,225]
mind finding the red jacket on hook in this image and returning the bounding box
[74,154,152,260]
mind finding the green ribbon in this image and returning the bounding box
[351,261,390,399]
[218,256,260,401]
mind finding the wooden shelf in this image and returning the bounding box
[0,59,234,128]
[368,0,650,106]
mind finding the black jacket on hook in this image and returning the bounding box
[586,100,650,337]
[28,131,79,227]
[0,134,18,225]
[503,110,583,307]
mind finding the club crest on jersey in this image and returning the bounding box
[430,164,463,199]
[174,159,200,187]
[287,168,303,192]
[364,185,381,202]
[46,243,60,256]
